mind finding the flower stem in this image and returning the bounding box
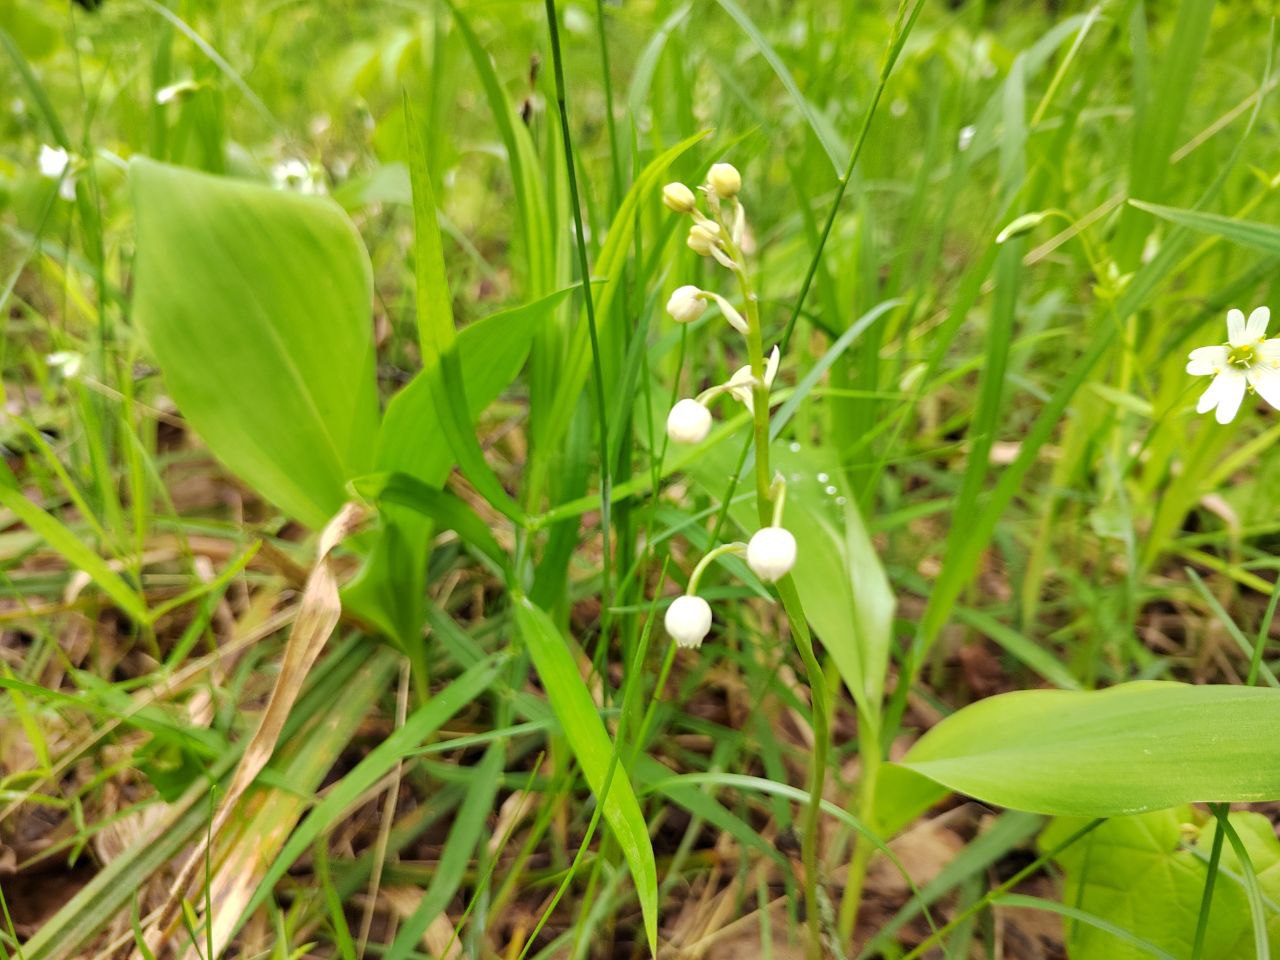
[718,204,828,960]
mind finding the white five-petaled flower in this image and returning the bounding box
[667,285,707,323]
[665,594,712,649]
[1186,307,1280,424]
[726,346,780,413]
[666,398,712,444]
[746,526,796,583]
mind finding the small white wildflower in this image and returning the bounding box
[665,594,712,649]
[662,182,696,213]
[38,145,69,178]
[271,159,326,195]
[687,222,718,256]
[666,398,712,444]
[1186,307,1280,425]
[957,125,976,152]
[746,526,797,583]
[45,351,83,378]
[726,346,780,412]
[707,162,741,199]
[666,285,707,323]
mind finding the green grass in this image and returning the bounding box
[6,0,1280,957]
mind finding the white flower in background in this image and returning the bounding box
[155,79,201,106]
[957,124,976,152]
[1186,307,1280,424]
[666,398,712,444]
[665,594,712,649]
[38,145,77,201]
[667,285,707,323]
[662,181,696,213]
[45,350,83,378]
[271,158,326,195]
[707,162,741,199]
[726,346,780,412]
[746,526,797,582]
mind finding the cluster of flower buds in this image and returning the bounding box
[658,162,798,649]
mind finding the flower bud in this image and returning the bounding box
[665,594,712,649]
[662,181,697,213]
[666,398,712,444]
[707,162,741,199]
[666,285,707,323]
[746,526,797,583]
[687,223,718,256]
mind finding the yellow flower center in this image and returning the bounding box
[1228,343,1257,369]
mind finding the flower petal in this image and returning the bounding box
[1259,339,1280,364]
[1197,370,1229,414]
[763,346,780,387]
[1186,345,1227,376]
[1250,366,1280,411]
[1214,371,1247,424]
[1247,307,1271,340]
[1227,308,1247,346]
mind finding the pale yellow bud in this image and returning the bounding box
[687,223,718,256]
[662,181,696,213]
[707,162,741,199]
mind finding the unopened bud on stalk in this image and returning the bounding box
[666,398,712,444]
[746,526,797,582]
[687,222,718,256]
[663,181,697,213]
[665,594,712,648]
[707,162,742,199]
[666,285,707,323]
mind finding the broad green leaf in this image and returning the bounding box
[130,158,379,531]
[899,683,1280,816]
[1039,808,1280,960]
[1131,200,1280,257]
[0,485,150,625]
[512,597,658,953]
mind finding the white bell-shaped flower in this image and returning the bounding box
[666,399,712,444]
[666,285,707,323]
[687,223,718,256]
[746,526,797,583]
[665,595,712,649]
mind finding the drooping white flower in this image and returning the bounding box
[667,285,707,323]
[746,526,796,583]
[1186,307,1280,424]
[707,162,741,199]
[726,346,780,413]
[666,398,712,444]
[663,181,696,213]
[665,594,712,649]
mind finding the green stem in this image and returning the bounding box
[837,711,881,939]
[717,200,826,959]
[1191,806,1227,960]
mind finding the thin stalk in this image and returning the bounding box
[544,0,614,625]
[1191,806,1227,960]
[716,199,827,960]
[837,711,881,938]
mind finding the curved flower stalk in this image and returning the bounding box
[658,162,829,958]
